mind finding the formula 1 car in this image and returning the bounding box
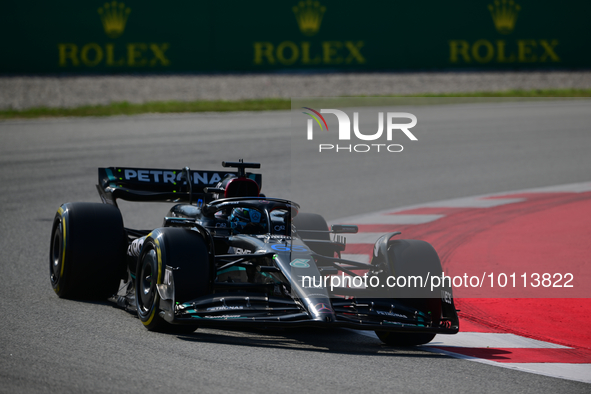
[49,160,459,345]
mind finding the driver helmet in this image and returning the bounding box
[229,207,266,234]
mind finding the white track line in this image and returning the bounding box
[504,364,591,384]
[428,332,570,349]
[331,181,591,225]
[346,214,444,225]
[419,197,524,208]
[341,254,370,264]
[343,233,389,244]
[424,347,591,384]
[355,331,591,384]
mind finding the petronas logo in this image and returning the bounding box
[488,0,521,34]
[292,0,326,36]
[98,1,131,38]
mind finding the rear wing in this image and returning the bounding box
[97,167,262,207]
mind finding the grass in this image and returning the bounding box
[1,89,590,120]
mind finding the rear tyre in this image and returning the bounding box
[136,228,211,333]
[49,202,126,300]
[375,239,442,346]
[293,212,333,256]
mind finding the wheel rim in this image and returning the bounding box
[50,220,63,285]
[138,249,157,316]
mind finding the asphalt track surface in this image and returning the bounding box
[1,100,590,393]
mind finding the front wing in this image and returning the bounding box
[156,290,459,334]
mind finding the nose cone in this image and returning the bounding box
[310,301,336,324]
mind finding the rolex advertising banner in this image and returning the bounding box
[1,0,589,74]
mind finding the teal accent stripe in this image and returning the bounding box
[105,168,116,181]
[217,266,246,275]
[260,272,280,282]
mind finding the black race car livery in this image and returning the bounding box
[50,160,458,345]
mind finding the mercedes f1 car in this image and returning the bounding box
[50,160,459,345]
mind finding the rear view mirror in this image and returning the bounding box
[331,224,358,234]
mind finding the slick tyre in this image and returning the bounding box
[136,228,211,333]
[49,202,127,300]
[375,239,442,346]
[293,213,333,256]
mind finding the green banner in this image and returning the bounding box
[1,0,589,74]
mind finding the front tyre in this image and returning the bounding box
[136,245,162,331]
[374,239,443,346]
[136,228,211,333]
